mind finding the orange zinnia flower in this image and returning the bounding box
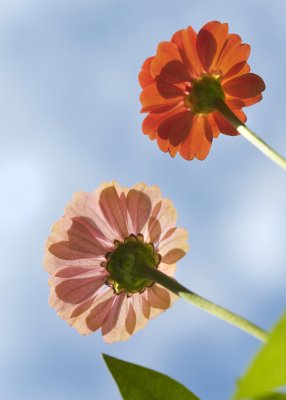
[44,182,188,343]
[139,21,265,160]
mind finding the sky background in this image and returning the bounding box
[0,0,285,399]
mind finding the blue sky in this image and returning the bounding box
[0,1,285,399]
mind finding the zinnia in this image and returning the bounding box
[139,21,265,160]
[44,182,188,343]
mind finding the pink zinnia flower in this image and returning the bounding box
[44,182,188,343]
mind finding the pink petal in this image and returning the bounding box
[102,294,131,343]
[64,191,115,245]
[159,227,188,264]
[141,295,151,319]
[125,300,136,335]
[70,297,96,318]
[146,198,177,246]
[85,290,115,332]
[131,293,150,334]
[99,185,128,240]
[55,275,105,304]
[126,188,152,234]
[158,262,177,277]
[55,267,97,278]
[147,284,171,309]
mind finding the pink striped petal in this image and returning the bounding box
[85,290,115,332]
[159,227,189,264]
[102,294,131,343]
[55,275,106,304]
[147,284,171,309]
[99,184,128,240]
[125,300,136,335]
[126,188,152,234]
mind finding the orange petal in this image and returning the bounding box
[140,82,183,112]
[156,60,191,85]
[139,56,154,88]
[179,116,213,160]
[215,34,250,78]
[151,42,182,74]
[226,94,262,108]
[142,104,185,137]
[157,111,193,149]
[157,135,170,153]
[207,113,220,138]
[197,21,229,71]
[171,26,203,78]
[222,63,250,83]
[151,41,190,83]
[213,108,246,136]
[223,73,265,99]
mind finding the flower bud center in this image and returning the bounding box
[106,234,161,295]
[185,74,225,114]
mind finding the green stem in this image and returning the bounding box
[214,98,286,171]
[139,266,268,342]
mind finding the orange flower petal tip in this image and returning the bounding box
[139,21,265,161]
[44,182,188,343]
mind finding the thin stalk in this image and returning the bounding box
[214,98,286,171]
[139,266,268,342]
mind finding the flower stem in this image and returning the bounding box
[214,98,286,171]
[139,266,268,342]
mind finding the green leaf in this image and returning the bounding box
[254,394,286,400]
[234,312,286,399]
[102,354,200,400]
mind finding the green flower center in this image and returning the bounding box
[105,234,161,295]
[185,74,225,115]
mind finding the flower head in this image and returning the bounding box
[44,182,188,343]
[139,21,265,160]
